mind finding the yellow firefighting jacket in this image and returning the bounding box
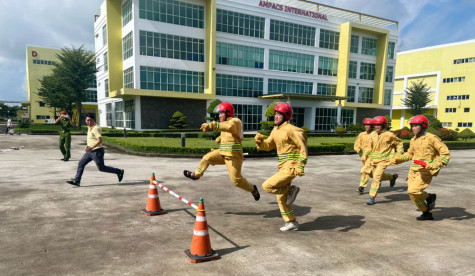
[207,117,244,157]
[354,131,373,157]
[368,130,404,164]
[393,132,450,176]
[256,122,308,171]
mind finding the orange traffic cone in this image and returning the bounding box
[184,198,219,263]
[142,173,166,216]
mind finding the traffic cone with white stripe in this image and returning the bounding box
[142,173,166,216]
[184,198,219,263]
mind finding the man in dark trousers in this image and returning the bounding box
[66,113,124,187]
[55,110,74,161]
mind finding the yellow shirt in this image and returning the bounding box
[354,131,373,156]
[209,117,244,157]
[368,130,404,163]
[87,125,102,150]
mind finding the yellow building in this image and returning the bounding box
[25,46,98,124]
[392,39,475,130]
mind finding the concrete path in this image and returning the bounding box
[1,135,474,275]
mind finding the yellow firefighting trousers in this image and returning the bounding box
[369,161,394,197]
[262,167,296,222]
[407,169,432,212]
[360,159,392,189]
[194,150,254,192]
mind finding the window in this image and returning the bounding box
[106,103,112,126]
[447,95,469,100]
[83,90,97,102]
[123,67,134,88]
[103,52,108,72]
[445,108,456,113]
[139,0,204,29]
[125,99,135,129]
[349,61,357,79]
[216,74,263,97]
[217,9,265,38]
[350,35,359,54]
[360,62,376,80]
[458,122,473,128]
[347,86,355,102]
[140,66,204,93]
[140,31,204,62]
[36,115,51,120]
[217,42,264,69]
[234,104,262,131]
[269,49,314,74]
[122,0,133,26]
[105,79,109,97]
[443,77,465,83]
[123,31,133,60]
[361,37,377,56]
[317,56,338,76]
[316,83,337,96]
[268,79,313,95]
[388,42,395,59]
[314,108,354,132]
[384,89,392,106]
[464,108,470,113]
[386,66,394,82]
[442,122,452,128]
[454,57,475,64]
[39,102,46,107]
[292,107,305,127]
[33,60,55,65]
[87,77,97,88]
[102,24,107,46]
[115,102,124,128]
[358,87,374,103]
[319,29,339,50]
[270,19,315,46]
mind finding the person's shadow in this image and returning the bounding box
[225,202,311,219]
[298,215,365,232]
[432,207,475,221]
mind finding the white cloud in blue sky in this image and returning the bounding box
[0,0,474,102]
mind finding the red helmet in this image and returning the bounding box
[372,116,388,128]
[215,102,234,117]
[409,115,429,128]
[363,118,373,125]
[274,102,293,121]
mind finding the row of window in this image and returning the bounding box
[216,42,264,69]
[83,90,97,102]
[139,0,205,29]
[122,0,133,26]
[217,9,265,38]
[443,77,465,83]
[447,95,469,100]
[445,107,470,113]
[33,60,55,65]
[453,57,475,64]
[139,66,204,93]
[268,79,313,95]
[442,122,473,128]
[216,74,263,97]
[123,32,133,60]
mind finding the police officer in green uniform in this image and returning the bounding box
[55,110,74,161]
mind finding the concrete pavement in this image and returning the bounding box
[1,134,474,275]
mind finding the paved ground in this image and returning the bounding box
[1,134,474,275]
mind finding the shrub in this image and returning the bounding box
[393,127,414,139]
[459,128,475,141]
[438,128,458,141]
[426,115,442,129]
[301,126,310,133]
[168,111,188,129]
[335,125,347,137]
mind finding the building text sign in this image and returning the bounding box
[258,0,328,21]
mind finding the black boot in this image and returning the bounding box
[356,186,364,194]
[426,193,437,211]
[416,211,434,221]
[390,174,398,187]
[251,185,260,201]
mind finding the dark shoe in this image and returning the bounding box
[426,193,437,211]
[183,170,198,180]
[417,211,434,221]
[60,158,65,161]
[357,186,364,194]
[390,174,398,187]
[66,179,80,187]
[251,185,260,201]
[117,169,124,182]
[286,185,300,205]
[367,197,375,205]
[63,158,69,162]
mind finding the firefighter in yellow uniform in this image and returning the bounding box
[254,103,308,232]
[183,102,260,201]
[390,115,450,220]
[365,116,402,205]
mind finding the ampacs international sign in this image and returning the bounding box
[258,0,328,21]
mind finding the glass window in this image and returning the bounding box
[115,101,124,128]
[318,56,338,76]
[464,107,470,112]
[349,61,357,79]
[234,104,262,131]
[103,52,108,72]
[360,62,376,80]
[122,0,133,26]
[217,42,264,69]
[384,89,392,105]
[293,107,305,127]
[388,42,395,59]
[102,24,107,46]
[442,122,452,128]
[347,86,355,102]
[358,87,374,103]
[106,103,112,127]
[269,49,314,74]
[139,30,204,62]
[217,9,265,38]
[140,66,204,93]
[139,0,204,28]
[316,83,337,96]
[319,29,339,50]
[125,99,135,129]
[83,90,97,102]
[314,108,354,131]
[105,79,109,98]
[268,79,313,95]
[270,19,315,46]
[216,74,263,97]
[350,35,359,54]
[123,67,134,88]
[123,31,133,60]
[361,37,377,56]
[385,66,394,82]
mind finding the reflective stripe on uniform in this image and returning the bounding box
[278,152,301,163]
[282,209,294,215]
[219,143,243,152]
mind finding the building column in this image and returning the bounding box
[400,110,406,129]
[336,100,342,126]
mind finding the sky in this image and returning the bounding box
[0,0,474,103]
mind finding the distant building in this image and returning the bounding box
[392,39,475,130]
[95,0,398,131]
[24,45,98,124]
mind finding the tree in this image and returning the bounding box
[259,100,280,135]
[205,99,222,121]
[168,111,189,129]
[425,115,442,129]
[38,45,96,127]
[402,80,432,116]
[0,103,21,119]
